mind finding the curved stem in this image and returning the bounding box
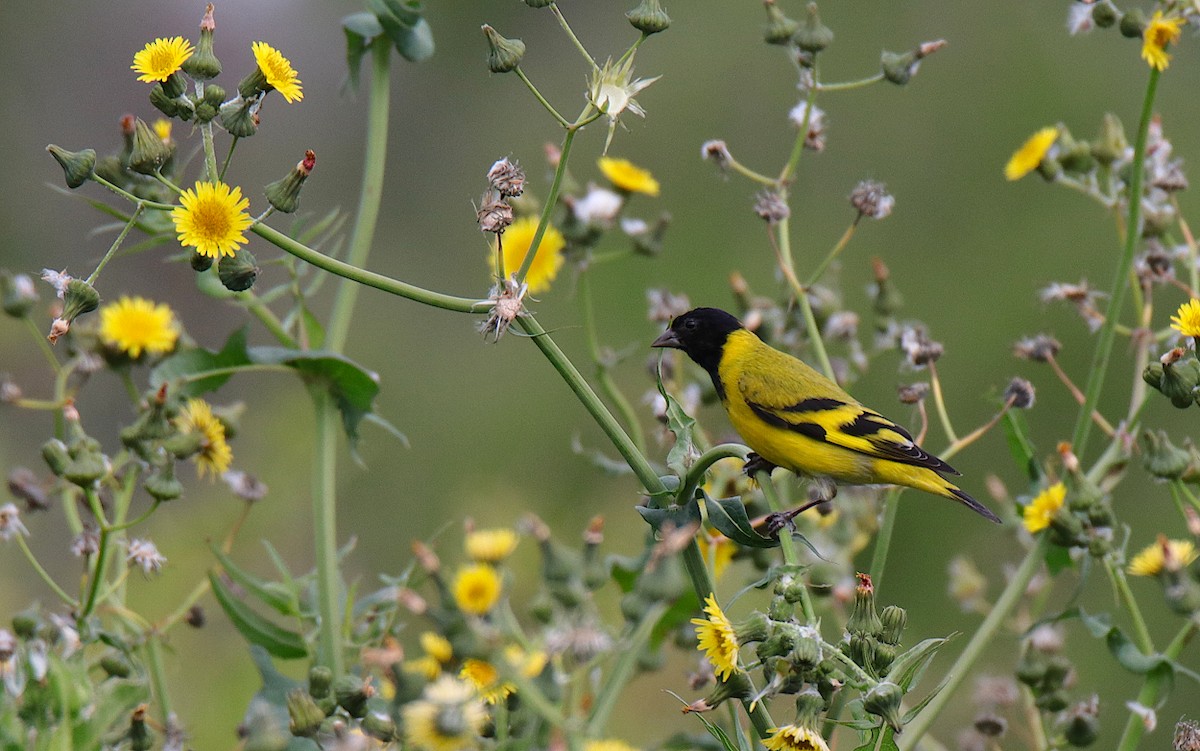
[1103,558,1154,654]
[89,175,175,211]
[516,128,577,284]
[1114,621,1196,751]
[14,535,75,606]
[327,36,391,352]
[579,269,646,454]
[816,73,885,92]
[927,363,958,444]
[900,534,1050,749]
[679,443,751,507]
[1071,68,1161,460]
[515,67,571,128]
[805,217,860,287]
[550,3,597,71]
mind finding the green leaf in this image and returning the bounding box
[656,365,699,478]
[208,571,308,659]
[211,545,299,617]
[886,636,950,691]
[74,679,147,750]
[1044,544,1074,575]
[298,304,325,349]
[1003,411,1040,481]
[650,590,701,649]
[701,492,788,550]
[342,12,383,90]
[684,703,743,751]
[366,0,435,62]
[853,725,899,751]
[247,346,382,450]
[151,328,251,396]
[636,494,702,535]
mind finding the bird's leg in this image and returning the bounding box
[765,478,838,536]
[742,452,778,478]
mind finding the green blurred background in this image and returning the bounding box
[2,0,1198,747]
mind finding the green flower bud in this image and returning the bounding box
[734,610,771,645]
[128,705,154,751]
[1091,113,1126,165]
[880,50,917,85]
[773,565,809,604]
[12,609,40,639]
[793,686,825,728]
[1143,361,1164,390]
[1057,129,1095,174]
[795,3,833,53]
[308,665,333,698]
[1119,8,1146,38]
[42,439,70,476]
[144,463,183,502]
[1165,575,1200,616]
[847,573,883,638]
[64,439,109,487]
[218,248,258,292]
[148,84,181,117]
[62,278,100,323]
[128,118,172,176]
[265,150,315,214]
[756,628,796,662]
[194,100,218,125]
[482,24,525,73]
[762,0,799,45]
[1091,1,1118,28]
[626,0,670,34]
[1161,352,1200,408]
[287,688,325,737]
[1037,155,1063,182]
[46,145,97,189]
[1044,654,1072,686]
[362,710,398,742]
[1062,707,1100,747]
[872,641,897,674]
[333,675,372,718]
[101,652,133,678]
[863,681,904,732]
[529,590,555,623]
[847,633,878,672]
[219,96,259,138]
[1015,652,1047,686]
[790,625,823,670]
[1,271,38,318]
[203,83,226,107]
[163,430,205,459]
[1142,430,1190,480]
[879,605,906,645]
[182,7,222,80]
[1036,689,1070,712]
[190,250,215,273]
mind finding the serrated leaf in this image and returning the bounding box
[211,545,299,617]
[657,363,698,477]
[209,571,308,659]
[853,725,899,751]
[151,328,251,396]
[886,636,950,691]
[636,495,702,535]
[700,492,788,550]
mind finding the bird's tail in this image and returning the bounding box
[945,485,1002,524]
[876,462,1002,523]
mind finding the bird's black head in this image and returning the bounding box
[651,307,744,375]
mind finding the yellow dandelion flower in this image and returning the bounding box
[585,740,640,751]
[490,217,565,295]
[402,677,488,751]
[1005,127,1059,181]
[421,631,453,663]
[252,41,303,103]
[460,659,514,705]
[597,157,660,196]
[763,725,831,751]
[152,119,173,143]
[502,644,547,678]
[99,297,179,358]
[1171,298,1200,338]
[132,37,194,83]
[465,528,519,563]
[453,563,502,615]
[1022,482,1066,534]
[697,531,736,581]
[1142,12,1185,71]
[1128,536,1198,576]
[176,399,233,479]
[690,594,740,680]
[172,181,253,259]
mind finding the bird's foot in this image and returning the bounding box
[743,453,778,478]
[764,511,799,537]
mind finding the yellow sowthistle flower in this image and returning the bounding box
[132,37,194,83]
[763,724,831,751]
[99,297,179,358]
[152,119,173,143]
[176,399,233,478]
[459,659,514,704]
[1128,537,1198,576]
[597,157,660,196]
[489,216,565,295]
[690,594,740,680]
[453,563,502,615]
[1170,298,1200,338]
[1142,11,1185,71]
[405,631,453,679]
[1005,127,1059,181]
[172,181,253,259]
[252,41,303,103]
[465,528,518,563]
[1022,482,1066,533]
[402,677,487,751]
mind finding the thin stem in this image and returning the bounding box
[679,443,751,507]
[238,291,297,348]
[515,67,571,128]
[86,204,144,285]
[1103,558,1154,654]
[798,289,836,381]
[780,68,818,184]
[805,217,860,288]
[1047,355,1116,436]
[516,128,577,283]
[586,601,668,734]
[927,362,958,444]
[899,534,1050,749]
[579,269,646,454]
[1071,67,1161,460]
[219,136,239,182]
[198,79,220,183]
[550,3,597,71]
[80,528,111,618]
[758,474,816,623]
[152,171,184,196]
[14,535,76,606]
[105,500,161,533]
[144,635,173,726]
[1114,621,1196,751]
[89,175,176,211]
[868,487,903,591]
[327,35,392,353]
[725,157,779,187]
[23,317,61,371]
[309,387,344,676]
[816,73,885,92]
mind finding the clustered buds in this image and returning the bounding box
[1144,347,1200,409]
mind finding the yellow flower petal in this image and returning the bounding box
[132,37,194,83]
[453,563,502,615]
[1022,482,1066,534]
[1170,298,1200,338]
[763,725,831,751]
[465,528,518,563]
[1142,12,1185,71]
[175,399,233,479]
[1128,537,1197,576]
[690,594,740,680]
[99,297,179,358]
[1005,127,1059,181]
[598,157,660,196]
[252,41,303,103]
[489,217,565,295]
[172,181,253,259]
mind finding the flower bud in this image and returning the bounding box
[734,610,771,645]
[287,688,325,737]
[626,0,670,34]
[1091,1,1118,28]
[795,3,833,53]
[1158,350,1200,408]
[756,628,796,663]
[163,430,205,459]
[144,463,183,502]
[61,278,100,324]
[880,50,917,85]
[190,250,215,272]
[1119,8,1146,38]
[1056,128,1095,175]
[46,145,96,189]
[482,25,525,73]
[847,573,883,638]
[182,6,222,80]
[64,438,109,487]
[879,605,906,645]
[129,118,172,176]
[790,626,823,670]
[870,258,903,316]
[1062,706,1100,747]
[362,710,398,742]
[1036,689,1070,712]
[863,680,904,731]
[148,84,181,118]
[1165,575,1200,616]
[42,438,70,476]
[218,249,259,292]
[101,652,133,678]
[1,271,39,318]
[872,641,898,674]
[12,610,40,639]
[219,96,259,138]
[333,675,373,718]
[128,705,154,751]
[683,671,752,713]
[847,632,878,671]
[1142,430,1190,480]
[1091,113,1126,166]
[265,150,315,213]
[762,0,800,45]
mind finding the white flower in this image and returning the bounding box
[40,269,71,299]
[588,56,661,153]
[788,101,825,131]
[127,538,167,575]
[574,186,624,226]
[0,504,29,541]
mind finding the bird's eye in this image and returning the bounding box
[683,318,697,330]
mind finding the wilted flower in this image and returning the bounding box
[71,527,100,558]
[589,56,661,153]
[700,140,732,171]
[1127,536,1197,576]
[222,470,268,501]
[1013,334,1062,362]
[754,191,790,224]
[487,158,525,198]
[1003,377,1036,409]
[126,538,167,575]
[849,180,894,219]
[899,325,944,367]
[1142,11,1185,71]
[40,269,71,299]
[1066,3,1094,35]
[479,276,529,343]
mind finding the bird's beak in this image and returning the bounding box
[651,330,682,349]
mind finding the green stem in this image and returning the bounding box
[797,287,836,381]
[86,204,144,285]
[309,387,343,675]
[80,527,111,618]
[23,317,61,371]
[780,70,818,184]
[1071,67,1161,460]
[805,217,860,288]
[106,500,161,533]
[252,223,484,313]
[515,67,571,128]
[14,535,75,606]
[868,487,903,591]
[900,534,1050,749]
[928,363,958,444]
[550,3,597,71]
[89,175,176,211]
[679,443,750,507]
[144,634,173,726]
[516,128,576,284]
[199,119,219,183]
[238,291,297,348]
[587,601,668,734]
[816,73,885,92]
[1106,558,1155,652]
[579,269,646,454]
[725,158,779,186]
[1114,621,1196,751]
[219,136,239,182]
[758,475,816,623]
[327,36,391,353]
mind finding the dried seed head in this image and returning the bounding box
[71,526,100,557]
[754,190,790,224]
[477,192,514,234]
[1013,334,1062,362]
[222,470,268,502]
[897,382,929,404]
[788,101,826,151]
[479,276,529,342]
[487,158,526,198]
[973,712,1007,738]
[1135,239,1174,284]
[823,311,859,340]
[126,538,167,575]
[1004,377,1036,409]
[899,325,944,367]
[8,468,48,511]
[700,140,732,171]
[0,503,29,541]
[849,180,894,220]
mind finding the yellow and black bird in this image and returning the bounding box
[652,307,1000,523]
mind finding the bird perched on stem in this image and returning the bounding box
[652,307,1000,523]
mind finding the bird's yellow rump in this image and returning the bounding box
[652,307,1000,523]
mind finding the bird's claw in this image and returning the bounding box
[743,453,778,478]
[765,512,798,537]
